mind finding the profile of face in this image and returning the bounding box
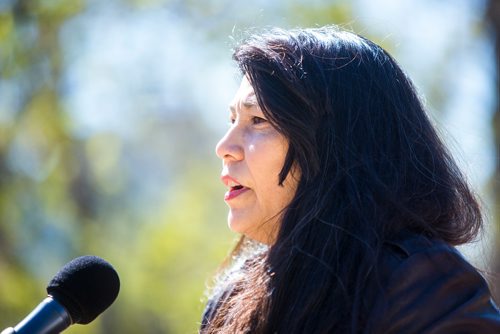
[216,77,299,244]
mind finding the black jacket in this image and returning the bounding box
[201,232,500,333]
[365,231,500,333]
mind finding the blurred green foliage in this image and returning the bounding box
[0,0,495,333]
[0,0,232,332]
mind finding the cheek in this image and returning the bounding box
[248,143,286,186]
[247,138,291,204]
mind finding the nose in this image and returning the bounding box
[215,126,244,162]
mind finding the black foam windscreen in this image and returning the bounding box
[46,255,120,324]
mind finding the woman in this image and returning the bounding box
[201,26,500,333]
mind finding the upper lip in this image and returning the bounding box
[221,174,244,188]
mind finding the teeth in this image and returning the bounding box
[228,180,240,188]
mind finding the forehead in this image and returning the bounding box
[229,76,258,112]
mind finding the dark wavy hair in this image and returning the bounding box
[202,26,482,333]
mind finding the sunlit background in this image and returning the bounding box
[0,0,498,333]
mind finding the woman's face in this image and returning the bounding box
[216,77,299,244]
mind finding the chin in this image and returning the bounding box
[228,214,275,244]
[228,211,256,235]
[227,213,247,234]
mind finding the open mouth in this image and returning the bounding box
[225,184,249,201]
[221,175,249,201]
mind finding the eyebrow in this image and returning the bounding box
[229,104,236,114]
[243,93,258,107]
[229,94,258,113]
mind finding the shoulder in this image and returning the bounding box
[367,230,500,333]
[380,230,476,284]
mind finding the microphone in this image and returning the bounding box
[1,255,120,334]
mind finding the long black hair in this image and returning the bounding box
[203,26,482,333]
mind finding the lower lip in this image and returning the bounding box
[224,187,249,201]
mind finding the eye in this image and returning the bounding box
[252,116,267,125]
